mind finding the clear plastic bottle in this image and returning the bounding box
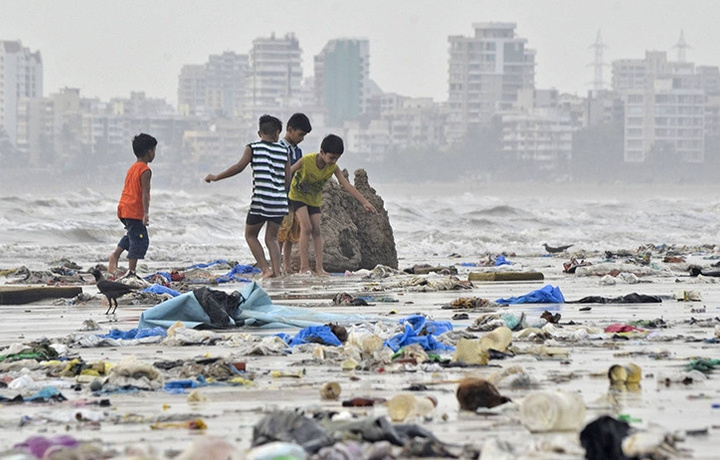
[386,393,437,422]
[520,391,586,432]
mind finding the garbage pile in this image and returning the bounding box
[0,247,718,459]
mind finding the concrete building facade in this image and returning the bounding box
[0,40,43,149]
[615,51,705,163]
[501,109,573,172]
[314,39,370,127]
[447,23,535,142]
[178,52,249,118]
[248,33,303,108]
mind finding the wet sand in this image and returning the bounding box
[0,253,718,458]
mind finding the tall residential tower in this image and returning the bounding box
[314,39,370,127]
[447,23,535,142]
[0,40,43,148]
[248,33,303,108]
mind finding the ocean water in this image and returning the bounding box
[1,182,720,270]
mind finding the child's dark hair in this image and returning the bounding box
[259,115,283,136]
[321,134,344,155]
[132,133,158,157]
[287,113,312,133]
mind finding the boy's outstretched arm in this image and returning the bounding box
[205,145,252,182]
[334,169,377,213]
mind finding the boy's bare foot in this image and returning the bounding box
[260,269,275,279]
[315,269,331,276]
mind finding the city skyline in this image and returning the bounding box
[2,0,719,105]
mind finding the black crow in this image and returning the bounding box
[91,269,138,314]
[543,243,573,254]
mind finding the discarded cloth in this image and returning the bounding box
[496,285,565,304]
[13,435,79,458]
[580,415,631,460]
[138,286,244,329]
[604,324,646,334]
[0,386,67,403]
[568,293,662,304]
[252,410,335,454]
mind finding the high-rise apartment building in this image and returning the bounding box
[177,65,206,116]
[447,23,535,142]
[206,51,249,117]
[178,51,249,118]
[314,39,370,127]
[0,41,43,148]
[615,51,705,163]
[248,33,302,108]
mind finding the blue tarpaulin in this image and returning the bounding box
[217,264,259,283]
[185,260,228,269]
[496,284,565,304]
[277,325,343,347]
[494,255,511,266]
[384,315,454,352]
[138,281,382,330]
[99,327,167,340]
[142,284,181,297]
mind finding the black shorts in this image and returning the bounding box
[246,213,285,226]
[289,199,320,215]
[117,218,149,259]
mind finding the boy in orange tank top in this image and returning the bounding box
[108,133,157,278]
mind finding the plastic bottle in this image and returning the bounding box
[608,363,642,385]
[319,382,341,400]
[520,391,586,432]
[386,393,437,422]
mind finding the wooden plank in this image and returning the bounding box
[468,271,544,282]
[0,286,83,305]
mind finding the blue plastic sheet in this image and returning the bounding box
[384,315,454,352]
[138,281,383,330]
[217,264,260,283]
[494,255,511,266]
[185,259,228,269]
[142,284,181,297]
[164,380,200,393]
[278,325,342,347]
[25,387,66,402]
[99,327,167,340]
[496,284,565,304]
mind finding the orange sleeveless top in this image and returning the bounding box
[117,162,150,220]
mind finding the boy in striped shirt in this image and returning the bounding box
[205,115,289,278]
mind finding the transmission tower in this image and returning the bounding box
[672,30,690,62]
[589,30,608,93]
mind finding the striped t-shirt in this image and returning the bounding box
[248,140,289,218]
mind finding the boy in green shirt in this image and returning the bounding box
[288,134,376,275]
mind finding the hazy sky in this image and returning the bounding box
[2,0,717,104]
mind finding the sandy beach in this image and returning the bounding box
[0,250,718,459]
